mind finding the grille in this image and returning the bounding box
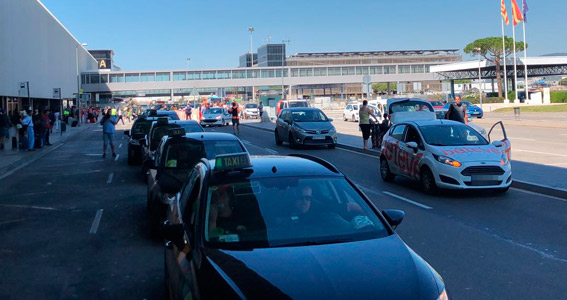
[461,166,504,176]
[305,129,330,134]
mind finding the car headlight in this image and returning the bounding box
[216,115,222,120]
[436,289,449,300]
[433,154,462,167]
[500,152,509,166]
[293,127,306,133]
[329,127,336,133]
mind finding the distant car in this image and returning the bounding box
[243,103,259,119]
[443,101,484,118]
[380,119,511,194]
[200,107,231,127]
[276,99,309,116]
[343,103,360,122]
[156,110,181,120]
[275,107,337,149]
[162,153,449,300]
[146,130,248,235]
[169,120,204,134]
[428,100,448,119]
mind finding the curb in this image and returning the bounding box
[242,123,567,199]
[0,125,92,181]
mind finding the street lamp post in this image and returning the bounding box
[474,47,483,109]
[186,57,190,69]
[281,40,290,101]
[248,27,255,101]
[76,42,87,126]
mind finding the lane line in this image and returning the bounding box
[114,154,120,161]
[89,209,104,234]
[510,188,567,203]
[337,147,379,159]
[514,149,567,157]
[0,218,26,226]
[45,160,101,168]
[107,173,114,184]
[509,137,536,141]
[0,204,61,211]
[85,154,103,156]
[240,139,252,145]
[264,148,279,155]
[382,191,433,210]
[118,143,123,148]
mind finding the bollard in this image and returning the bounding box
[514,107,520,120]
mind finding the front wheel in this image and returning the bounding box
[289,133,297,149]
[420,167,438,194]
[275,129,283,145]
[380,159,395,182]
[343,114,348,121]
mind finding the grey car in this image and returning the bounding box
[275,107,337,149]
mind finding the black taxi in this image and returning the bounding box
[124,116,158,165]
[141,117,186,180]
[146,130,247,235]
[161,153,449,300]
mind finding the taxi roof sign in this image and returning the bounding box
[168,127,185,138]
[157,117,169,124]
[214,152,252,172]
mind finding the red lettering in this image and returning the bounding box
[454,149,465,154]
[473,148,482,153]
[442,149,453,156]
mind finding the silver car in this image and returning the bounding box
[200,107,231,127]
[275,107,337,149]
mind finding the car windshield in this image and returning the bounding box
[131,120,152,135]
[202,140,245,159]
[204,177,388,249]
[289,101,308,108]
[390,100,434,113]
[157,111,180,120]
[179,123,204,133]
[420,124,488,146]
[291,110,328,122]
[245,104,258,108]
[164,142,204,169]
[205,108,224,114]
[429,101,444,106]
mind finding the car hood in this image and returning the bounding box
[203,235,442,300]
[294,122,334,131]
[390,111,436,124]
[431,144,504,162]
[203,113,223,119]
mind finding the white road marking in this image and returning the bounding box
[0,218,26,226]
[89,209,104,234]
[264,148,279,155]
[85,154,102,156]
[45,160,101,168]
[510,188,567,203]
[240,139,252,145]
[509,137,536,141]
[107,173,114,184]
[382,191,433,210]
[0,204,61,211]
[118,143,122,148]
[337,147,379,159]
[114,154,120,161]
[514,149,567,157]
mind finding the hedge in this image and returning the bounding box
[551,91,567,103]
[462,96,505,104]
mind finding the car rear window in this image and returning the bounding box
[389,100,434,113]
[132,120,152,135]
[203,140,246,160]
[179,123,204,133]
[157,111,180,120]
[289,101,308,108]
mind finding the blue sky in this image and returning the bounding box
[41,0,565,71]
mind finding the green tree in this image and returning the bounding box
[372,82,391,94]
[559,78,567,86]
[464,37,526,98]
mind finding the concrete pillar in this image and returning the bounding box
[311,87,314,100]
[387,82,391,95]
[341,85,344,100]
[450,80,455,99]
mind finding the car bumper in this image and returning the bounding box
[433,162,512,190]
[294,132,338,146]
[200,119,224,126]
[245,111,259,117]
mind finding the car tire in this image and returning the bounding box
[275,130,283,145]
[380,158,395,182]
[328,143,336,149]
[289,133,297,149]
[420,167,438,194]
[343,114,348,121]
[351,114,356,122]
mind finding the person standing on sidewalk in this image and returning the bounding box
[100,109,117,158]
[358,100,376,150]
[44,109,53,146]
[0,109,11,150]
[258,102,263,121]
[445,96,468,125]
[228,102,240,135]
[21,110,35,151]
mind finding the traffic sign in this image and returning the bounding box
[363,75,371,85]
[53,88,61,99]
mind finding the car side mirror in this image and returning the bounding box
[328,118,334,122]
[162,220,185,249]
[383,209,405,229]
[158,172,182,194]
[124,130,130,137]
[492,141,504,147]
[406,141,419,153]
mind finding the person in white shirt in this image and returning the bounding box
[21,110,35,151]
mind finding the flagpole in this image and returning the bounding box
[512,24,519,104]
[501,18,509,103]
[522,20,529,102]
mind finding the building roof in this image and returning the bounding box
[290,49,460,58]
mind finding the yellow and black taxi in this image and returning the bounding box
[146,129,247,235]
[161,153,449,300]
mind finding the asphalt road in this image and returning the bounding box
[1,123,566,300]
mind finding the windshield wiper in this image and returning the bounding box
[271,238,354,248]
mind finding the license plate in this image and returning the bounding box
[471,175,498,180]
[312,136,325,140]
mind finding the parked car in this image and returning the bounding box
[124,116,158,165]
[200,107,232,127]
[242,103,259,119]
[275,107,337,149]
[428,100,448,119]
[276,100,309,116]
[443,101,484,118]
[343,103,360,122]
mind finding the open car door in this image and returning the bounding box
[488,121,511,161]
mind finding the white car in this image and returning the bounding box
[200,107,232,127]
[379,119,512,194]
[243,103,259,119]
[343,103,360,122]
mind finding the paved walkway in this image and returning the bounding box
[241,117,567,198]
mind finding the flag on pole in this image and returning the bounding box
[511,0,523,26]
[501,0,510,25]
[522,0,529,23]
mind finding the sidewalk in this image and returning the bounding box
[241,119,567,199]
[0,122,95,180]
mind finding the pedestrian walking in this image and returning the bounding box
[21,110,35,151]
[100,109,117,158]
[185,105,192,120]
[445,96,468,125]
[258,102,264,120]
[117,108,125,125]
[358,100,376,150]
[228,102,240,135]
[0,109,11,150]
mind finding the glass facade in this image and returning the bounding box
[173,72,186,81]
[156,72,170,81]
[257,44,286,67]
[110,74,124,83]
[141,73,155,82]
